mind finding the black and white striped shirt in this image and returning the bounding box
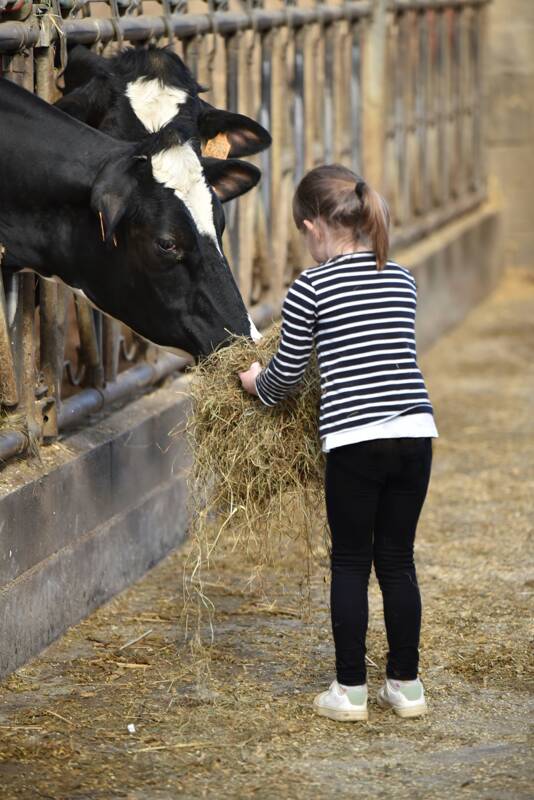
[255,251,434,442]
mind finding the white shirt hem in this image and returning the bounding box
[322,412,439,453]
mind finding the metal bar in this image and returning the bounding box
[224,31,240,283]
[362,0,389,191]
[392,0,490,10]
[0,4,372,52]
[36,43,65,439]
[20,271,40,443]
[323,21,334,164]
[349,22,362,173]
[391,189,485,250]
[57,353,190,431]
[102,316,120,384]
[0,14,39,52]
[74,296,104,388]
[0,430,27,463]
[235,27,260,306]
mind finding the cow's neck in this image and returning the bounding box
[1,80,125,202]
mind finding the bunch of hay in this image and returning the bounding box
[179,323,327,630]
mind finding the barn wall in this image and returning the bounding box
[0,199,501,679]
[400,199,502,351]
[485,0,534,268]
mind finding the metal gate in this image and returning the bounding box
[0,0,488,465]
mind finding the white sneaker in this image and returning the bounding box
[313,680,368,722]
[377,677,427,718]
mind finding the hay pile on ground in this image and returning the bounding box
[178,323,326,630]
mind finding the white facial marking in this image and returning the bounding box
[248,314,262,342]
[151,143,220,249]
[126,79,188,133]
[124,79,221,250]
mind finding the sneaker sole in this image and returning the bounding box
[313,696,368,722]
[377,692,427,719]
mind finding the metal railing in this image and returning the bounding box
[0,0,488,465]
[384,0,487,247]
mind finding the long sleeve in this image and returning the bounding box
[255,273,317,406]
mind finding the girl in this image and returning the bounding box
[239,164,437,722]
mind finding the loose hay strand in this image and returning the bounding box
[178,322,327,635]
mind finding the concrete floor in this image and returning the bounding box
[0,268,532,799]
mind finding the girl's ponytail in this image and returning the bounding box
[356,181,390,271]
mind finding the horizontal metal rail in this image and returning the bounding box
[0,429,27,463]
[392,0,489,9]
[0,3,371,52]
[57,352,189,431]
[391,190,487,251]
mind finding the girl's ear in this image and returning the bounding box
[303,218,323,241]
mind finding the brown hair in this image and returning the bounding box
[292,164,390,270]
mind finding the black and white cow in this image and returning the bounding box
[0,78,261,357]
[57,45,271,158]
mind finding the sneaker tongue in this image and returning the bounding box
[398,682,423,701]
[345,686,366,705]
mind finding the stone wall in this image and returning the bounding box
[486,0,534,268]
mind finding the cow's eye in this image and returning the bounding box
[156,237,177,254]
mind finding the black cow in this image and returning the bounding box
[57,45,271,158]
[0,79,261,357]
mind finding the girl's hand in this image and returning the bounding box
[238,361,262,396]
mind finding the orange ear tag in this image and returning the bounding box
[202,132,231,160]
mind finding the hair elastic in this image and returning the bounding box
[355,180,366,200]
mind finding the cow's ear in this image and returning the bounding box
[202,158,261,203]
[56,75,114,127]
[198,102,271,158]
[63,44,112,94]
[90,154,148,243]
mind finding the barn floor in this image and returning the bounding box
[1,268,533,800]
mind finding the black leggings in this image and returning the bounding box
[325,437,433,686]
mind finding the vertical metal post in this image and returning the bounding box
[35,40,66,439]
[323,22,334,164]
[74,296,104,388]
[361,0,388,191]
[472,3,485,194]
[102,316,120,384]
[20,274,40,441]
[225,31,240,283]
[350,20,363,174]
[268,22,291,300]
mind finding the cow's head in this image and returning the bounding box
[81,127,260,357]
[58,45,271,157]
[53,46,270,356]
